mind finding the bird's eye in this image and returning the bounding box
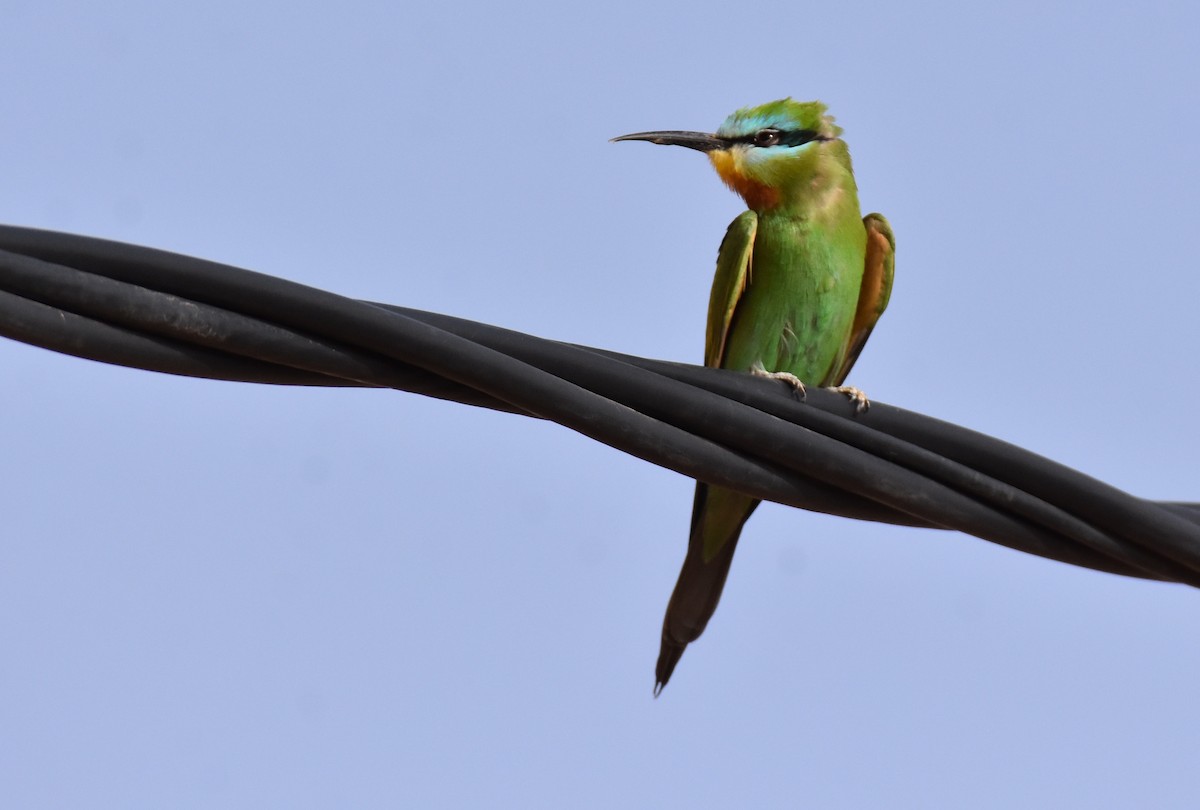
[753,129,781,147]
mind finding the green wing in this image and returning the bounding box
[705,210,758,368]
[829,212,894,385]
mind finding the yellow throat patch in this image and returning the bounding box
[708,149,779,211]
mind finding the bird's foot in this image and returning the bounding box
[751,363,806,400]
[827,385,870,414]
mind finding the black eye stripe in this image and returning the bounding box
[727,129,830,148]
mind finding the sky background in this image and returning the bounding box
[2,1,1199,807]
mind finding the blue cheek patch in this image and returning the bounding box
[741,141,814,168]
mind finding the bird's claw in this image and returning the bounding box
[752,366,807,400]
[828,385,870,414]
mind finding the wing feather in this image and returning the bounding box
[829,212,894,385]
[705,211,758,368]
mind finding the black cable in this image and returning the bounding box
[0,224,1196,586]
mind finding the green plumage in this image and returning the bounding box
[614,99,894,692]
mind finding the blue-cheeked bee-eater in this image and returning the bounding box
[614,98,895,693]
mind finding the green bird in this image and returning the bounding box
[614,99,895,693]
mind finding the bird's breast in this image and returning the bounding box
[722,216,865,383]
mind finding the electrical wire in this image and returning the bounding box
[1,224,1197,586]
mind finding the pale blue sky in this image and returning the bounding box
[2,1,1199,807]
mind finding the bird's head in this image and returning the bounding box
[613,98,849,212]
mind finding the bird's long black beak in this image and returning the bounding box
[610,130,728,152]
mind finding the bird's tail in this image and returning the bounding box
[655,483,758,694]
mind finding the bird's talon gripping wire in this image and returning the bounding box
[827,384,870,414]
[752,365,807,400]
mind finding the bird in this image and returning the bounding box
[613,99,894,693]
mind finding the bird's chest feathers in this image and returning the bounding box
[725,217,864,381]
